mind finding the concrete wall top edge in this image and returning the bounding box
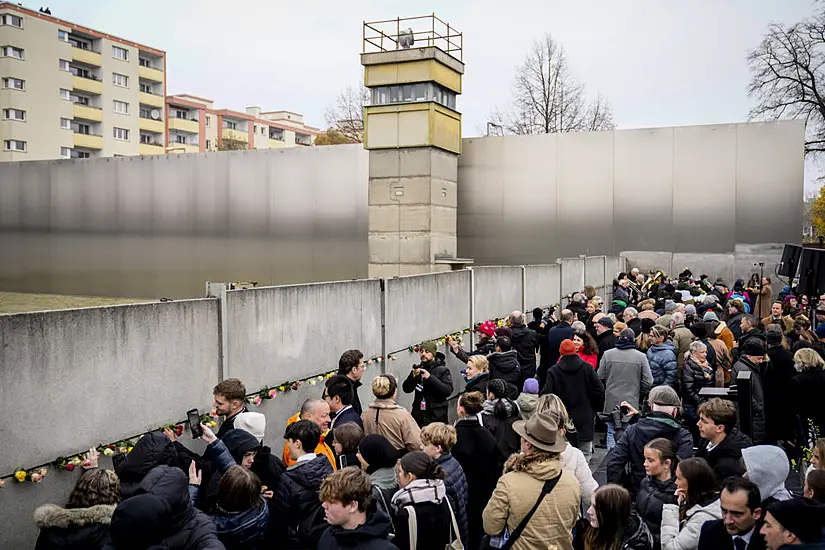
[0,297,216,318]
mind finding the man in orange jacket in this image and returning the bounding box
[282,398,336,470]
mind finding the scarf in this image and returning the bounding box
[391,478,446,512]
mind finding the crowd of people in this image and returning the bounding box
[31,269,825,550]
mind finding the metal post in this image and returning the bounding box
[603,255,609,301]
[735,370,754,440]
[379,278,388,374]
[579,254,587,293]
[205,281,229,381]
[468,267,476,346]
[521,265,527,313]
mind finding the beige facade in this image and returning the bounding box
[0,3,165,161]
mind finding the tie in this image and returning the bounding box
[734,537,747,550]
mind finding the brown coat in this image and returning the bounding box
[482,451,580,550]
[752,284,772,318]
[708,338,732,386]
[361,398,422,453]
[672,324,694,372]
[714,322,735,352]
[761,314,793,333]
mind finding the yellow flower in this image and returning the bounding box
[14,470,26,482]
[70,457,83,467]
[103,448,114,456]
[126,447,133,453]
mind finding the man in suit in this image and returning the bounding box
[324,375,364,430]
[699,476,766,550]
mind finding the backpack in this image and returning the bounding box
[287,500,328,548]
[730,294,751,313]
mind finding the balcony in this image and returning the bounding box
[268,138,286,149]
[139,117,164,133]
[139,65,164,83]
[168,117,198,134]
[222,128,248,142]
[139,91,164,108]
[167,143,199,154]
[73,133,103,150]
[72,103,103,122]
[72,75,102,95]
[71,46,101,66]
[139,143,165,156]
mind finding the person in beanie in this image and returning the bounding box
[595,316,618,364]
[402,341,453,427]
[760,498,825,549]
[450,320,496,363]
[541,339,604,459]
[517,378,540,421]
[657,301,677,328]
[599,329,653,450]
[732,339,768,443]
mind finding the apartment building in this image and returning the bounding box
[0,3,165,161]
[166,94,319,153]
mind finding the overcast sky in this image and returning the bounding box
[45,0,820,186]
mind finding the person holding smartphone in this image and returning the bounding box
[402,341,453,428]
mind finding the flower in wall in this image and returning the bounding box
[65,464,75,472]
[252,396,262,406]
[268,389,277,398]
[0,479,5,489]
[14,470,26,482]
[30,472,42,483]
[103,448,114,457]
[70,457,83,467]
[175,424,184,437]
[119,447,128,454]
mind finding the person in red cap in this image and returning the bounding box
[449,319,497,364]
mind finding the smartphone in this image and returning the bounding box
[187,408,202,439]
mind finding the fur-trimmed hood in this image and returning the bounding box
[34,503,116,529]
[503,450,562,479]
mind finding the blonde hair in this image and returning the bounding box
[536,394,576,433]
[467,354,489,372]
[613,321,627,337]
[371,374,397,399]
[794,348,825,371]
[420,422,457,453]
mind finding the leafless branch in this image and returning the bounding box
[324,83,369,143]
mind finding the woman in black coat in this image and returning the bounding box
[114,431,191,499]
[790,348,825,443]
[479,379,522,469]
[35,466,121,550]
[452,391,500,550]
[635,438,678,547]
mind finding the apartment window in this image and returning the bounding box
[72,122,90,134]
[139,82,153,93]
[139,134,154,145]
[174,109,188,119]
[2,77,24,90]
[175,134,187,144]
[113,127,130,141]
[69,37,90,50]
[224,120,237,130]
[4,140,26,152]
[1,46,24,59]
[112,73,129,87]
[0,14,23,28]
[139,57,152,68]
[60,118,71,129]
[71,95,89,105]
[205,116,211,127]
[70,66,91,79]
[3,108,24,121]
[59,59,70,71]
[59,88,71,100]
[72,150,90,159]
[112,45,128,61]
[58,30,69,42]
[113,100,129,115]
[206,139,211,149]
[270,128,284,140]
[60,147,71,159]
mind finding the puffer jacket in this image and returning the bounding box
[480,398,522,468]
[560,443,598,511]
[435,452,469,547]
[483,452,581,550]
[510,325,539,380]
[402,352,454,427]
[317,506,397,550]
[647,342,678,389]
[660,498,722,550]
[114,432,191,499]
[34,503,115,550]
[681,357,713,408]
[463,371,489,396]
[198,430,261,512]
[368,467,399,528]
[516,392,538,421]
[361,398,422,453]
[271,455,335,543]
[575,512,654,550]
[138,465,225,550]
[487,349,523,397]
[636,475,678,542]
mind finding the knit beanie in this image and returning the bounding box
[703,311,719,322]
[766,498,825,543]
[559,339,577,356]
[420,341,437,355]
[766,329,784,347]
[522,378,539,395]
[233,412,266,443]
[641,318,656,334]
[358,434,398,474]
[495,326,512,339]
[740,339,766,357]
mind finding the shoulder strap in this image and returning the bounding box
[445,497,462,546]
[502,473,562,550]
[406,506,418,549]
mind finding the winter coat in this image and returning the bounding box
[647,342,678,389]
[317,507,397,550]
[727,313,745,340]
[695,429,751,487]
[542,354,604,442]
[596,331,618,364]
[272,455,335,547]
[462,371,489,397]
[657,313,674,329]
[138,465,225,550]
[452,338,497,364]
[392,490,452,550]
[660,499,722,550]
[598,343,654,413]
[482,452,581,550]
[707,338,732,386]
[753,284,772,319]
[681,357,713,408]
[560,442,598,511]
[114,432,191,499]
[671,324,694,372]
[361,399,422,453]
[735,329,766,363]
[516,392,538,421]
[452,416,500,550]
[350,379,364,417]
[480,398,522,469]
[578,351,598,370]
[368,468,399,530]
[606,412,694,496]
[199,430,261,512]
[761,315,794,333]
[487,349,523,395]
[765,346,798,443]
[574,513,654,550]
[402,352,454,427]
[713,323,735,353]
[282,412,337,470]
[34,503,115,550]
[790,367,825,438]
[636,476,678,542]
[331,405,364,431]
[188,478,268,550]
[435,453,469,547]
[698,519,768,550]
[731,356,766,443]
[216,409,247,440]
[249,445,285,498]
[510,325,539,380]
[542,322,575,381]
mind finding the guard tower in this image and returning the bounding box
[362,15,469,277]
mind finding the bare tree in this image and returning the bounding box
[491,34,615,135]
[324,84,369,143]
[747,8,825,155]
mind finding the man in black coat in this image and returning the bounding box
[606,385,694,497]
[402,341,454,427]
[325,374,365,430]
[541,338,604,459]
[698,477,766,550]
[212,378,248,440]
[539,309,575,387]
[696,398,752,487]
[508,310,539,383]
[337,349,366,416]
[594,316,617,366]
[487,336,522,398]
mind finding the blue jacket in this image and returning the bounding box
[331,405,364,430]
[434,453,469,548]
[646,342,678,389]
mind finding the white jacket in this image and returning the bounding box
[660,499,722,550]
[560,442,598,511]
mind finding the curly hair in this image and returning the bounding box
[67,469,121,509]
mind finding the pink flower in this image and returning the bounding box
[0,479,5,488]
[209,409,218,418]
[65,464,75,472]
[30,473,42,483]
[268,389,277,398]
[38,468,48,477]
[252,396,262,406]
[82,459,92,469]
